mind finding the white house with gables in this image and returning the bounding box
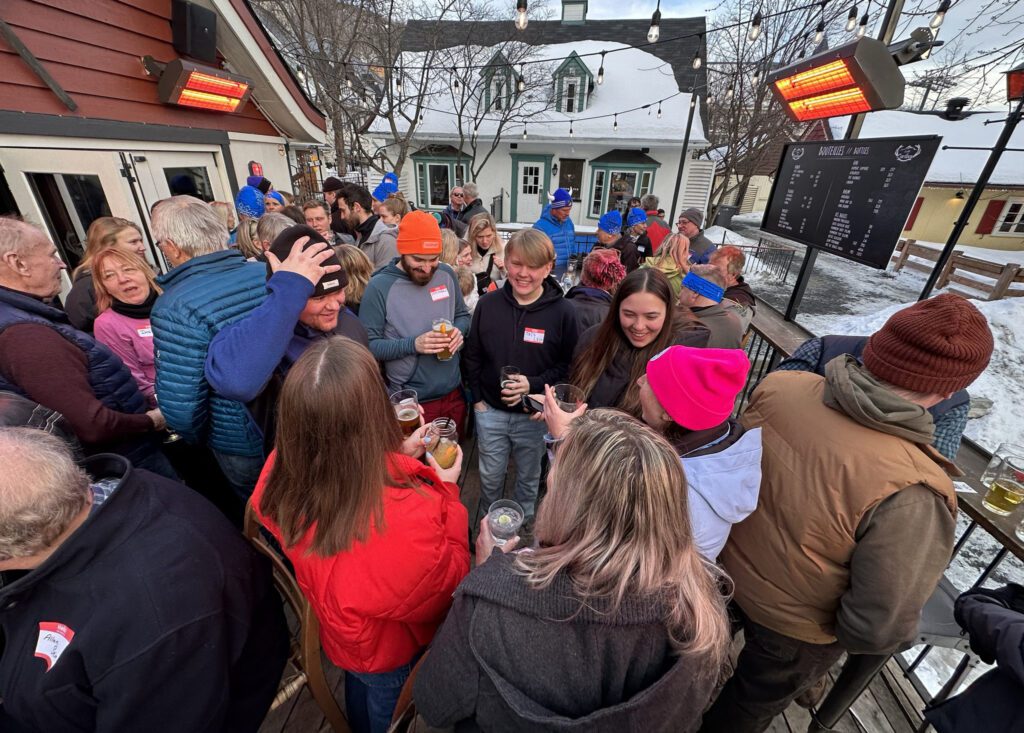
[368,2,715,226]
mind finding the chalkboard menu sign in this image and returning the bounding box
[761,135,941,269]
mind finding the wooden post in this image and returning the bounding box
[937,250,962,290]
[989,263,1021,301]
[892,239,915,272]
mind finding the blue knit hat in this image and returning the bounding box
[682,271,725,302]
[372,172,400,202]
[235,185,265,219]
[549,188,573,210]
[627,207,648,228]
[598,210,622,234]
[266,190,285,206]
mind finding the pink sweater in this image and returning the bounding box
[92,309,157,407]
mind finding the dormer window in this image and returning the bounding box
[554,52,593,114]
[481,52,515,113]
[564,78,579,113]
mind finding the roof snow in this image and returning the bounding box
[368,41,703,145]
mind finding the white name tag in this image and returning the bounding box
[137,327,153,338]
[429,286,450,302]
[35,622,75,672]
[524,327,545,344]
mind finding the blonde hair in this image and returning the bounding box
[332,243,373,306]
[440,229,461,266]
[91,248,162,312]
[235,217,261,259]
[210,201,236,229]
[455,265,475,297]
[73,217,142,278]
[649,233,691,272]
[517,409,730,666]
[380,193,409,219]
[504,228,553,268]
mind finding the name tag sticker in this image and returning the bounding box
[524,328,545,344]
[35,622,75,672]
[137,327,153,338]
[429,286,450,302]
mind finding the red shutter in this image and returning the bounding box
[904,197,924,231]
[976,199,1007,234]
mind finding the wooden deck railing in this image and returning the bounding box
[890,238,1024,301]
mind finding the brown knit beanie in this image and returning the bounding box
[862,294,993,394]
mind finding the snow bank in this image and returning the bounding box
[704,225,758,247]
[803,297,1024,453]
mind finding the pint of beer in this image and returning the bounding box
[389,389,420,438]
[433,318,453,361]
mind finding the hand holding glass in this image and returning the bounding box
[390,389,421,438]
[487,499,525,546]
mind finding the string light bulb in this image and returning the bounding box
[522,125,528,139]
[856,10,869,37]
[814,20,825,45]
[613,114,618,131]
[747,10,763,42]
[692,36,703,70]
[725,82,735,100]
[597,52,606,85]
[569,122,574,138]
[517,66,526,92]
[753,63,762,82]
[845,5,858,32]
[515,0,528,30]
[657,102,662,119]
[648,1,661,43]
[453,68,460,91]
[930,0,950,28]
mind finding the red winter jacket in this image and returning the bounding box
[645,210,671,252]
[252,452,470,673]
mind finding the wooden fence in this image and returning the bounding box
[890,239,1024,301]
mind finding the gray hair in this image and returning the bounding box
[151,195,228,258]
[641,194,659,210]
[0,428,91,561]
[257,213,295,246]
[689,263,726,288]
[462,182,479,200]
[0,217,39,260]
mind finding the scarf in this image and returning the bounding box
[110,288,157,320]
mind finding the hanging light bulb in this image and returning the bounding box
[472,125,478,142]
[814,19,825,45]
[648,1,661,43]
[453,68,460,91]
[753,63,762,82]
[930,0,950,28]
[522,125,528,140]
[692,35,703,70]
[657,102,662,119]
[726,82,735,100]
[747,10,763,42]
[856,10,869,37]
[569,122,574,138]
[597,51,606,85]
[613,114,618,132]
[845,5,858,32]
[515,0,528,30]
[517,69,526,93]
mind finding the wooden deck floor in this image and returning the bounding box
[260,435,929,733]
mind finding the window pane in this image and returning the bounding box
[456,165,466,187]
[26,173,111,271]
[609,170,638,212]
[590,170,605,217]
[428,164,450,207]
[566,82,576,113]
[522,165,540,195]
[164,167,214,202]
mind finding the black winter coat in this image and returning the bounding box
[925,584,1024,733]
[0,456,288,733]
[564,285,612,334]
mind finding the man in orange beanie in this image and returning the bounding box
[702,294,994,733]
[359,211,471,435]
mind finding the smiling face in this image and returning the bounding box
[114,227,146,260]
[401,254,440,286]
[449,188,464,209]
[298,289,345,332]
[636,373,672,431]
[456,244,473,268]
[619,291,667,349]
[505,253,552,301]
[99,257,150,305]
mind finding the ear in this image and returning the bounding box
[0,251,23,274]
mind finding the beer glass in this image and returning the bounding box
[552,384,585,413]
[500,365,521,391]
[979,443,1024,487]
[982,456,1024,516]
[433,318,454,361]
[390,389,420,438]
[487,499,525,546]
[424,417,459,470]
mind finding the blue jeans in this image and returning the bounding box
[211,449,265,501]
[473,403,548,522]
[344,656,418,733]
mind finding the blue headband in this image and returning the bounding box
[682,272,724,302]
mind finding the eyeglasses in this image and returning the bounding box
[451,192,464,197]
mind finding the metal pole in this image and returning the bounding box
[920,94,1024,299]
[668,88,699,226]
[786,0,907,320]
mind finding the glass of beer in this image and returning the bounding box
[433,318,454,361]
[982,456,1024,516]
[552,384,585,413]
[979,443,1024,487]
[424,417,459,470]
[500,365,521,391]
[390,389,420,438]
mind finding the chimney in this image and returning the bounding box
[562,0,587,24]
[942,97,970,120]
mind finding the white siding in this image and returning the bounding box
[680,159,714,213]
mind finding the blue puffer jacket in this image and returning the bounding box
[151,250,266,457]
[532,204,576,267]
[0,286,145,415]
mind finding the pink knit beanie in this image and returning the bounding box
[645,346,751,430]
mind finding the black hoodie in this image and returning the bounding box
[462,278,579,411]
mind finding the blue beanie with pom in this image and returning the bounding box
[235,185,265,219]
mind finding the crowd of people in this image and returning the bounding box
[0,171,1008,733]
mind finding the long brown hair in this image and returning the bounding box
[259,337,406,556]
[73,217,142,278]
[91,249,161,312]
[517,409,730,665]
[332,244,373,306]
[571,268,679,417]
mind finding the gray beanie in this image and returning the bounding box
[679,207,704,229]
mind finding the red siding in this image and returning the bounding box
[0,0,278,136]
[904,197,924,231]
[975,199,1007,235]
